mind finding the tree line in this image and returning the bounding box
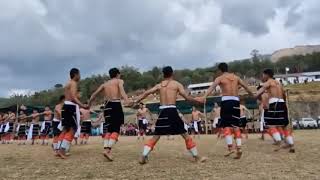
[2,51,320,108]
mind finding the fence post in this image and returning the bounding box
[204,102,208,134]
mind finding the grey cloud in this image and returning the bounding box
[216,0,294,36]
[285,1,320,37]
[0,0,318,96]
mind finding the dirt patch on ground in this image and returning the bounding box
[0,130,319,180]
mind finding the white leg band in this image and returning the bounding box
[143,146,152,157]
[225,135,233,145]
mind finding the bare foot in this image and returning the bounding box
[57,150,67,159]
[234,151,242,159]
[139,156,148,165]
[289,148,295,153]
[195,156,207,163]
[273,141,282,152]
[224,151,235,157]
[103,152,114,161]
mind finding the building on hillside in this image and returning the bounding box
[187,82,220,96]
[275,71,320,84]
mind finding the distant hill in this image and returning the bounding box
[271,45,320,62]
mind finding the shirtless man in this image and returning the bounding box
[52,95,65,154]
[136,103,153,140]
[191,106,204,139]
[1,113,8,144]
[89,68,132,161]
[28,109,41,145]
[57,68,88,159]
[239,101,252,139]
[197,63,253,159]
[254,69,295,153]
[4,111,16,144]
[135,66,207,164]
[80,107,92,145]
[210,103,222,136]
[40,106,53,145]
[17,111,28,145]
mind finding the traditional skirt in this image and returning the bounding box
[220,96,241,128]
[104,100,124,134]
[154,105,186,135]
[264,98,289,127]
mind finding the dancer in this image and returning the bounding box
[191,106,204,139]
[197,63,253,159]
[57,68,88,159]
[135,66,207,164]
[28,109,41,145]
[80,107,92,145]
[52,95,65,154]
[89,68,132,161]
[17,111,28,145]
[255,69,295,153]
[40,106,53,145]
[4,110,16,144]
[136,103,153,140]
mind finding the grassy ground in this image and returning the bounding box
[0,130,319,180]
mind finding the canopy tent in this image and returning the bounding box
[0,104,47,114]
[146,96,258,114]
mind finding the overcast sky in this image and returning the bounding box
[0,0,320,97]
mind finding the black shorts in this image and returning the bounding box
[18,124,27,136]
[138,120,147,131]
[264,102,289,126]
[52,121,61,136]
[40,121,51,136]
[104,101,124,134]
[240,117,247,128]
[81,121,92,134]
[220,100,240,128]
[62,104,78,131]
[154,107,187,135]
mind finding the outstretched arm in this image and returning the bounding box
[238,78,253,96]
[178,83,198,104]
[89,84,104,106]
[135,84,160,103]
[204,78,220,98]
[254,82,269,99]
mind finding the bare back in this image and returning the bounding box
[64,80,77,102]
[216,73,240,96]
[159,80,180,105]
[265,79,284,99]
[103,79,122,100]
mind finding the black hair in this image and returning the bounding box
[218,63,228,72]
[263,68,274,78]
[109,68,120,78]
[139,102,144,105]
[70,68,80,79]
[59,95,65,102]
[162,66,173,78]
